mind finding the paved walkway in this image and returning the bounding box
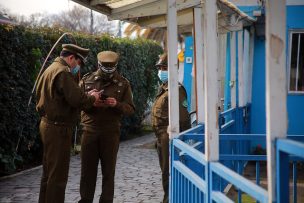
[0,133,163,203]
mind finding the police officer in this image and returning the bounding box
[36,44,102,203]
[78,51,135,203]
[151,53,191,203]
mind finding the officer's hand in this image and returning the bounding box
[90,90,104,106]
[88,89,98,95]
[93,99,107,107]
[104,97,117,107]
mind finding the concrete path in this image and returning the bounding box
[0,133,163,203]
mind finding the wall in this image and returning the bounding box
[240,5,304,135]
[286,5,304,134]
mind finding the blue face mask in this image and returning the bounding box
[71,65,80,75]
[158,70,168,83]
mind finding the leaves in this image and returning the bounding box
[0,24,162,174]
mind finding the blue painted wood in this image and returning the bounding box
[172,126,304,203]
[211,191,234,203]
[276,146,289,203]
[183,36,194,112]
[206,162,211,203]
[277,139,304,157]
[220,155,266,161]
[293,161,297,203]
[172,161,206,195]
[173,139,206,165]
[210,162,268,202]
[237,161,242,203]
[235,5,304,136]
[256,161,260,203]
[224,32,232,111]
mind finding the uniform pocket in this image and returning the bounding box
[84,82,96,93]
[155,107,168,119]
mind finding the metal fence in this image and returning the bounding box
[170,107,304,203]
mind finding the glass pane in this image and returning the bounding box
[298,33,304,91]
[289,33,299,91]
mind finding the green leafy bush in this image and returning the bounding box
[0,25,162,174]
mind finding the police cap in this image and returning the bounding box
[97,51,119,64]
[97,51,119,74]
[62,44,89,62]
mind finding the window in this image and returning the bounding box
[289,31,304,93]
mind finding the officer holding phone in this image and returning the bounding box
[78,51,135,203]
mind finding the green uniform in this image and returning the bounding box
[151,82,191,203]
[36,57,95,203]
[79,69,135,203]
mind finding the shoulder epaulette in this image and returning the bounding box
[120,75,130,83]
[82,71,92,78]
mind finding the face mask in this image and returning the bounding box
[71,65,80,75]
[158,70,168,83]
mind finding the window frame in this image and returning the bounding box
[287,30,304,94]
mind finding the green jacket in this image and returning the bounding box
[152,82,191,131]
[79,69,135,131]
[36,57,95,125]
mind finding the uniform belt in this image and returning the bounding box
[41,117,73,127]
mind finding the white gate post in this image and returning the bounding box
[265,1,287,202]
[203,0,219,162]
[167,0,179,139]
[193,6,205,124]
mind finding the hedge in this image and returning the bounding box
[0,24,162,174]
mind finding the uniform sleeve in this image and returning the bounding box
[178,86,188,107]
[114,83,135,116]
[79,78,85,91]
[55,72,95,109]
[178,85,191,130]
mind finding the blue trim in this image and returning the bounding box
[211,191,234,203]
[173,139,206,165]
[224,32,231,111]
[276,139,304,203]
[173,161,206,192]
[183,36,194,112]
[293,161,297,203]
[276,144,290,203]
[210,162,268,202]
[276,139,304,157]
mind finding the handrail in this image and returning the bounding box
[277,139,304,157]
[220,120,235,131]
[182,133,304,141]
[173,139,206,165]
[173,161,206,192]
[219,108,236,116]
[171,131,304,203]
[210,162,268,202]
[276,138,304,203]
[211,191,234,203]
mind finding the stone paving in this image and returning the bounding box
[0,133,163,203]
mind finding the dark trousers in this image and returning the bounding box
[38,119,72,203]
[154,128,169,203]
[79,130,120,203]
